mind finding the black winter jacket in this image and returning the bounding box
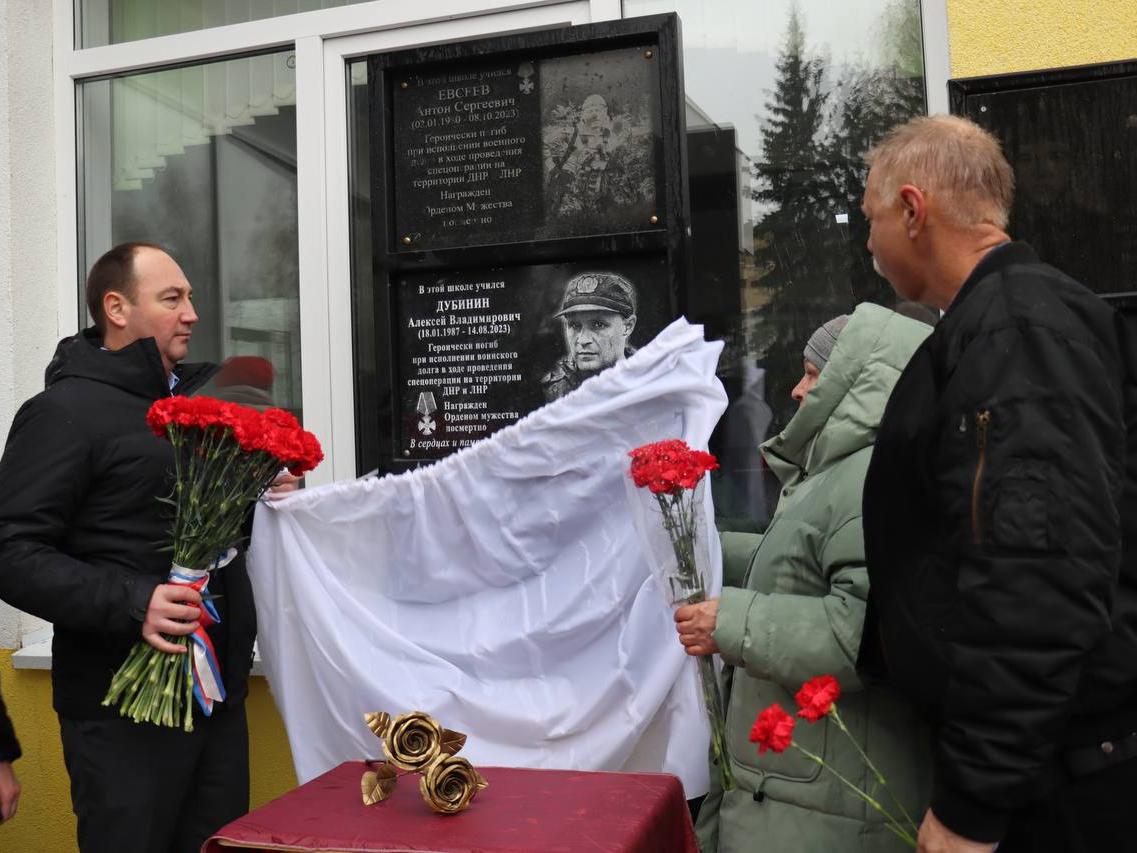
[0,330,257,719]
[861,242,1137,842]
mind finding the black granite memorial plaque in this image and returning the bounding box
[395,256,670,460]
[951,61,1137,296]
[391,45,663,251]
[359,15,689,473]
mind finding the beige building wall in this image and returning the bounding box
[947,0,1137,77]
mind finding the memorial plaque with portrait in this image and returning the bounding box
[362,15,688,473]
[388,45,664,251]
[394,257,671,460]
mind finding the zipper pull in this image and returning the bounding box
[975,410,990,449]
[971,409,992,546]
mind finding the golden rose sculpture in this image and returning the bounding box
[360,710,486,815]
[419,754,489,815]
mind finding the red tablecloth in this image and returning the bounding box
[203,761,699,853]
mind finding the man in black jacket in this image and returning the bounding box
[0,243,259,852]
[859,115,1137,852]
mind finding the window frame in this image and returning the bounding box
[53,0,602,486]
[52,0,948,485]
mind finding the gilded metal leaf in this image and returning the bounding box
[360,762,398,806]
[364,711,391,739]
[439,728,467,756]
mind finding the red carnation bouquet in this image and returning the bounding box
[102,396,323,731]
[627,439,733,791]
[751,675,918,846]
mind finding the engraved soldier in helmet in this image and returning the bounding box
[541,272,638,402]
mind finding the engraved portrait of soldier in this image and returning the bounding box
[540,49,658,235]
[541,272,638,402]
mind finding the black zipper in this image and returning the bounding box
[971,409,991,544]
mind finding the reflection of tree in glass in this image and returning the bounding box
[745,0,924,435]
[543,96,654,229]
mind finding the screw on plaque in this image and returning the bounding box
[649,214,660,225]
[402,235,414,246]
[644,49,654,59]
[400,81,409,89]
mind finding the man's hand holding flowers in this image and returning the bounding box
[266,469,301,499]
[674,597,719,656]
[140,463,298,655]
[141,584,202,654]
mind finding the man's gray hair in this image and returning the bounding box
[864,115,1015,229]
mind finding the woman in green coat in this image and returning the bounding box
[677,303,932,852]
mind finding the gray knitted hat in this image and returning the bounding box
[803,314,850,372]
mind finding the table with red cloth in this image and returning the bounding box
[203,761,700,853]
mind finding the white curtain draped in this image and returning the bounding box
[248,319,726,796]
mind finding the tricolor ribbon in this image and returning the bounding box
[169,547,237,716]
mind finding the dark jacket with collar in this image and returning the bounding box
[0,329,257,719]
[860,242,1137,842]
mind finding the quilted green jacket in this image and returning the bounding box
[697,303,932,853]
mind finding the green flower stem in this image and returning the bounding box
[104,643,148,703]
[182,655,194,732]
[652,487,732,790]
[103,634,196,730]
[127,662,159,721]
[119,652,152,706]
[173,445,280,570]
[697,654,735,792]
[828,706,919,833]
[157,648,180,727]
[196,433,241,511]
[793,742,916,847]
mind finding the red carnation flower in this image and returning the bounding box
[261,407,302,431]
[146,397,178,436]
[628,439,718,495]
[749,704,795,754]
[795,675,842,723]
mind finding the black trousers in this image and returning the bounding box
[998,755,1136,853]
[59,703,249,853]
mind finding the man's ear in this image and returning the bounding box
[623,313,637,336]
[897,184,927,238]
[103,290,131,330]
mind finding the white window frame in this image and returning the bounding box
[921,0,952,114]
[51,0,614,488]
[50,0,947,486]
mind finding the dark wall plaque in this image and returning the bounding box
[392,60,543,250]
[396,257,670,460]
[391,46,663,251]
[950,61,1137,296]
[363,15,689,473]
